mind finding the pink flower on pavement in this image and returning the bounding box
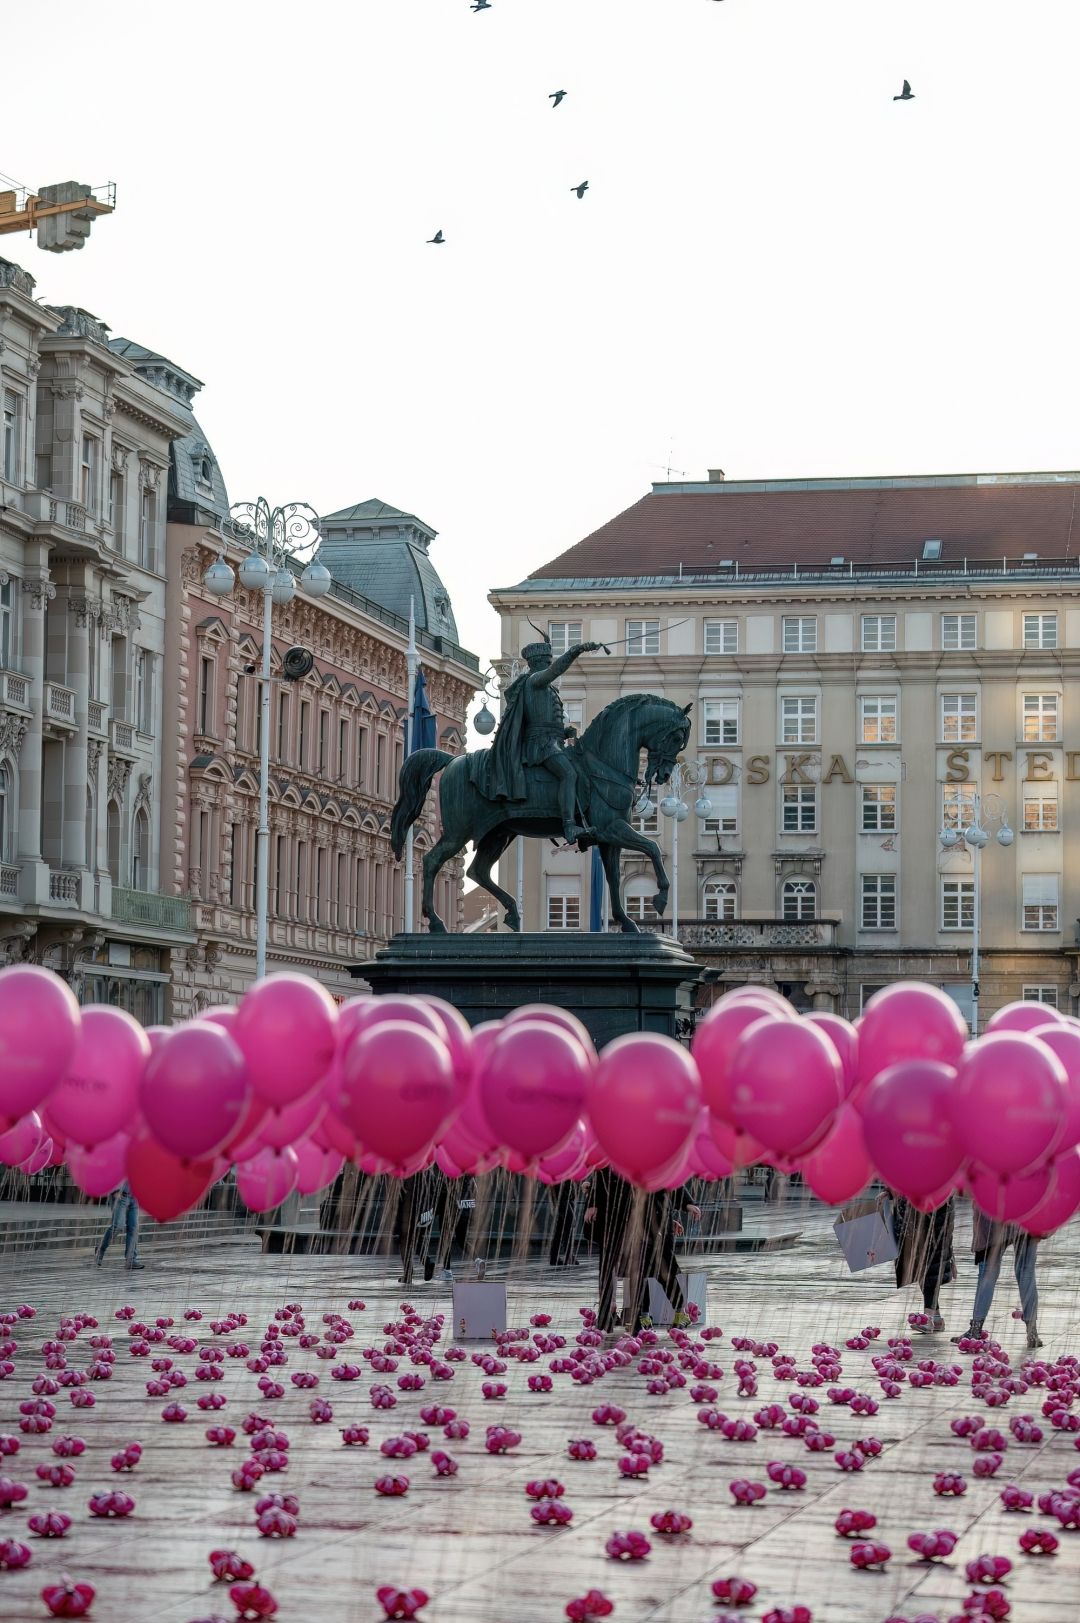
[649,1509,692,1534]
[209,1550,255,1581]
[51,1437,85,1459]
[0,1477,28,1508]
[565,1590,614,1621]
[766,1462,807,1491]
[834,1508,876,1537]
[1018,1527,1059,1555]
[568,1438,597,1460]
[958,1589,1010,1619]
[88,1490,134,1518]
[431,1451,458,1476]
[41,1579,96,1617]
[110,1443,141,1471]
[605,1530,650,1561]
[206,1426,237,1447]
[526,1479,565,1499]
[531,1498,573,1526]
[728,1479,767,1506]
[965,1554,1012,1585]
[374,1475,410,1496]
[376,1588,429,1620]
[0,1538,32,1569]
[908,1530,958,1560]
[27,1512,71,1538]
[592,1404,626,1426]
[850,1539,891,1569]
[229,1581,278,1618]
[255,1506,296,1538]
[761,1608,812,1623]
[934,1472,968,1496]
[341,1424,370,1446]
[484,1425,521,1454]
[1000,1484,1033,1511]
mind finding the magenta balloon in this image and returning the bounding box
[438,1118,500,1175]
[805,1013,859,1098]
[692,1121,734,1181]
[503,1004,597,1061]
[967,1161,1054,1225]
[588,1032,701,1181]
[1023,1147,1080,1235]
[140,1023,250,1160]
[801,1106,873,1205]
[252,1087,327,1154]
[358,1149,393,1176]
[952,1033,1067,1175]
[236,1145,300,1213]
[639,1143,694,1191]
[1028,1023,1080,1153]
[233,972,338,1107]
[337,1021,456,1166]
[986,999,1067,1034]
[728,1019,843,1155]
[46,1005,150,1148]
[19,1135,53,1176]
[67,1131,129,1198]
[717,986,793,1014]
[126,1133,216,1221]
[293,1139,344,1196]
[537,1121,588,1184]
[314,1108,358,1159]
[0,1110,43,1167]
[708,1116,766,1169]
[693,997,789,1124]
[858,983,969,1085]
[478,1021,591,1162]
[455,1023,504,1145]
[0,965,81,1125]
[435,1146,464,1179]
[859,1060,963,1199]
[415,995,475,1101]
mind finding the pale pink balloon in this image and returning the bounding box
[967,1161,1054,1225]
[503,1004,597,1061]
[0,965,81,1125]
[716,986,793,1014]
[233,972,338,1107]
[293,1138,344,1196]
[588,1032,701,1181]
[45,1006,150,1148]
[247,1087,327,1154]
[860,1060,963,1200]
[140,1023,250,1161]
[1023,1147,1080,1236]
[1028,1022,1080,1153]
[858,983,969,1086]
[67,1132,129,1198]
[19,1135,53,1175]
[337,1021,456,1166]
[805,1012,859,1098]
[952,1033,1067,1176]
[986,999,1067,1034]
[693,996,790,1123]
[729,1019,842,1155]
[801,1106,873,1205]
[0,1110,43,1167]
[236,1145,300,1213]
[478,1020,591,1162]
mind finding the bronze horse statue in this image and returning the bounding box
[391,693,692,933]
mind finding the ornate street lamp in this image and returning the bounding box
[939,788,1013,1035]
[658,758,713,940]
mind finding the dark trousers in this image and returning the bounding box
[624,1191,684,1328]
[596,1175,634,1332]
[397,1174,425,1282]
[549,1183,577,1266]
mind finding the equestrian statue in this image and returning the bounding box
[391,631,691,933]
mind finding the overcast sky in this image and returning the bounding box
[6,1,1080,669]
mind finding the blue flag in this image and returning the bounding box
[408,666,437,755]
[589,844,606,932]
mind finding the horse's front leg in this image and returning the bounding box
[605,819,669,917]
[599,841,637,933]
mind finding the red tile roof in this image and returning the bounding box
[528,477,1080,579]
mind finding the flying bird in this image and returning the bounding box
[893,79,914,101]
[571,181,589,199]
[471,0,491,10]
[427,230,445,245]
[549,90,568,108]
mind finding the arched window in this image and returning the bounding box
[703,878,737,921]
[782,879,816,921]
[132,808,150,890]
[107,800,122,886]
[0,760,12,863]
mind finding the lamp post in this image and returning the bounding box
[657,758,713,940]
[939,788,1013,1036]
[204,498,331,982]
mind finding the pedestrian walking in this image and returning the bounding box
[953,1211,1043,1348]
[891,1193,955,1333]
[95,1182,143,1270]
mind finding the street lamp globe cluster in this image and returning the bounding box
[938,790,1014,1037]
[655,759,712,939]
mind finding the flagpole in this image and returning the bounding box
[405,597,416,933]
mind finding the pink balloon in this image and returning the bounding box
[801,1106,873,1205]
[0,965,81,1125]
[537,1121,588,1184]
[0,1110,43,1167]
[967,1161,1054,1225]
[200,1007,271,1151]
[437,1117,500,1176]
[45,1006,150,1148]
[805,1013,859,1098]
[233,972,337,1107]
[708,1116,765,1169]
[454,1022,504,1148]
[20,1135,53,1175]
[336,1021,456,1167]
[860,1060,963,1200]
[1023,1147,1080,1236]
[236,1145,299,1212]
[478,1021,590,1162]
[693,996,791,1123]
[716,986,793,1014]
[503,1004,597,1060]
[986,999,1067,1034]
[247,1087,327,1154]
[314,1108,358,1160]
[1028,1023,1080,1154]
[414,995,475,1102]
[858,983,969,1086]
[690,1121,734,1181]
[140,1023,250,1160]
[293,1138,344,1196]
[729,1019,842,1155]
[588,1033,701,1181]
[126,1133,216,1221]
[67,1132,130,1198]
[952,1033,1067,1175]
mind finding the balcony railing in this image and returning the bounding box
[43,683,77,727]
[0,669,31,710]
[48,869,80,905]
[629,917,838,949]
[109,718,135,753]
[47,498,87,533]
[0,864,20,898]
[88,699,108,735]
[111,887,194,932]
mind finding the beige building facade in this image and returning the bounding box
[490,472,1080,1022]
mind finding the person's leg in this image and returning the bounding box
[124,1200,142,1267]
[96,1206,118,1263]
[397,1178,418,1284]
[1014,1237,1041,1342]
[549,1183,576,1266]
[971,1250,1003,1324]
[597,1183,631,1331]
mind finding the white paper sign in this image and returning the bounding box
[833,1211,898,1273]
[451,1282,507,1341]
[647,1271,708,1327]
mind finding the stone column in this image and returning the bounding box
[15,566,53,904]
[58,586,92,894]
[805,981,842,1012]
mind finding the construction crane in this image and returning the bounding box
[0,173,116,252]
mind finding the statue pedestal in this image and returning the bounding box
[352,932,701,1047]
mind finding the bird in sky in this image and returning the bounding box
[571,181,589,199]
[549,90,568,108]
[427,230,445,245]
[894,79,914,101]
[470,0,491,11]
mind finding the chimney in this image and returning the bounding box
[708,469,725,482]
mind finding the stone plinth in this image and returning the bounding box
[353,931,701,1046]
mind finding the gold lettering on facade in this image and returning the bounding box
[984,751,1012,783]
[1024,751,1054,783]
[746,755,771,785]
[945,749,970,783]
[709,756,735,786]
[1066,752,1080,782]
[822,754,854,786]
[782,754,815,785]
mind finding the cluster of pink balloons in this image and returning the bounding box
[1,965,1078,1237]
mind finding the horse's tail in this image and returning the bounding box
[391,749,453,859]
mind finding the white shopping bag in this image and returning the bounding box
[647,1271,708,1326]
[833,1211,898,1273]
[451,1282,507,1341]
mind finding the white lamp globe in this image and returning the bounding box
[996,825,1015,847]
[271,570,296,606]
[674,800,689,822]
[474,704,496,736]
[300,560,332,598]
[939,827,960,848]
[633,793,655,818]
[659,794,680,818]
[965,825,989,848]
[238,552,272,592]
[694,795,714,819]
[203,559,235,597]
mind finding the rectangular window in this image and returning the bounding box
[80,435,99,512]
[548,621,582,656]
[2,389,21,483]
[781,696,818,744]
[860,983,887,1011]
[941,613,977,651]
[1022,873,1059,931]
[941,692,978,742]
[861,614,897,653]
[1023,985,1059,1007]
[0,577,14,670]
[704,619,738,655]
[273,834,286,917]
[229,824,241,908]
[358,725,369,787]
[1023,787,1059,831]
[139,488,157,569]
[1023,613,1057,650]
[782,616,817,654]
[299,700,311,769]
[562,699,584,733]
[316,847,326,925]
[703,881,737,921]
[198,656,213,735]
[108,470,124,548]
[703,698,740,747]
[338,717,349,778]
[318,710,329,773]
[625,893,658,923]
[781,783,817,833]
[704,784,738,835]
[860,695,898,744]
[861,784,896,832]
[1023,693,1059,742]
[782,880,816,922]
[375,732,386,795]
[276,692,288,760]
[941,878,975,930]
[943,782,977,830]
[546,886,581,931]
[135,650,154,734]
[633,801,659,835]
[861,874,897,930]
[626,618,660,656]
